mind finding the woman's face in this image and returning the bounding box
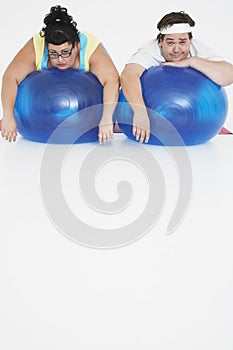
[48,42,78,69]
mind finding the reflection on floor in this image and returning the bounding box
[1,133,233,350]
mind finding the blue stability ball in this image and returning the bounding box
[14,69,103,143]
[116,66,228,146]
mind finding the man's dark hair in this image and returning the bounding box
[156,11,195,42]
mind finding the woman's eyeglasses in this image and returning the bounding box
[48,48,73,59]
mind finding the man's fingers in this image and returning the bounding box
[145,129,150,143]
[133,124,150,143]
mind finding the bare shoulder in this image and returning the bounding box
[89,43,119,80]
[4,39,36,83]
[12,39,36,62]
[89,43,115,66]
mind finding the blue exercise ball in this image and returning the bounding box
[14,69,103,143]
[116,66,228,146]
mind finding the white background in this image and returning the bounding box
[1,1,233,349]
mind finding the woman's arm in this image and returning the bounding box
[1,39,36,142]
[89,44,120,144]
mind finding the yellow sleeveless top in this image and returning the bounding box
[33,30,100,71]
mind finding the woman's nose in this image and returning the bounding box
[57,55,65,62]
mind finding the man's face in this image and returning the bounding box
[160,33,191,62]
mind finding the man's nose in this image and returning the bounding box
[173,43,181,52]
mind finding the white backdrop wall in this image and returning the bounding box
[1,0,233,128]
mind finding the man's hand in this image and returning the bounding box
[161,58,191,68]
[132,107,150,144]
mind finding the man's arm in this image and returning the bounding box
[120,63,150,143]
[162,57,233,87]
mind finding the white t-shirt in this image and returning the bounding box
[127,38,223,69]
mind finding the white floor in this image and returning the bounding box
[1,133,233,350]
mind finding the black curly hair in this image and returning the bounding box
[156,11,195,42]
[40,5,79,46]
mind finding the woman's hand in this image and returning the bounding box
[1,116,17,142]
[89,44,119,145]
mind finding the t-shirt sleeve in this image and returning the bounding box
[127,40,164,69]
[190,39,224,61]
